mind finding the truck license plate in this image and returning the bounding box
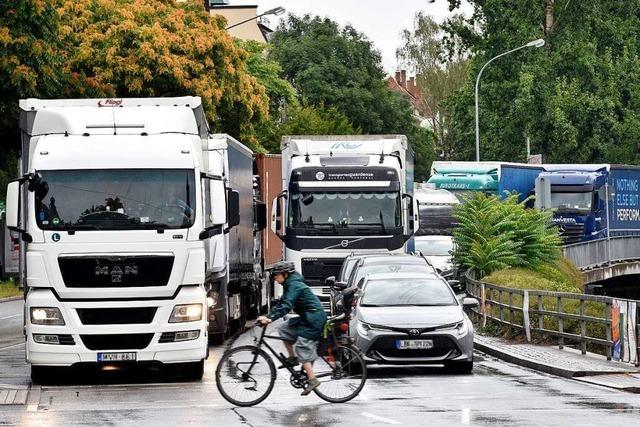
[396,340,434,350]
[97,352,137,362]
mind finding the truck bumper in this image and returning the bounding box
[26,287,208,367]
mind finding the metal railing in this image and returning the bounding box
[563,236,640,270]
[466,270,640,365]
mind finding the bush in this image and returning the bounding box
[452,193,562,276]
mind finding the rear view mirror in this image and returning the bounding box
[210,179,227,226]
[227,189,240,228]
[324,276,336,287]
[6,181,20,230]
[302,194,314,206]
[255,201,267,231]
[462,297,479,309]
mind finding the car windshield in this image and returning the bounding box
[351,263,434,287]
[35,169,196,230]
[361,278,457,306]
[550,192,592,211]
[288,191,401,229]
[414,239,453,256]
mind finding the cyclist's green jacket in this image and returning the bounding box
[267,272,327,340]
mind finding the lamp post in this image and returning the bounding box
[474,38,545,162]
[225,6,286,31]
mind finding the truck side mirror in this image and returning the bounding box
[534,177,551,210]
[402,194,416,239]
[227,189,240,228]
[6,181,20,230]
[324,276,336,287]
[210,179,227,226]
[255,201,267,231]
[271,191,287,241]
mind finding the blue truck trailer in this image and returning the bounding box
[535,164,640,243]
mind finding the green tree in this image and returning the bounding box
[270,15,415,135]
[397,12,470,156]
[0,0,64,195]
[443,0,640,164]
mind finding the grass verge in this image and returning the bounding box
[0,278,22,299]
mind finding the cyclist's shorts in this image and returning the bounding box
[279,321,319,363]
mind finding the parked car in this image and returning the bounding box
[349,272,478,373]
[414,235,454,275]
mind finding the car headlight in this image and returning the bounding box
[169,304,203,323]
[30,307,65,326]
[455,321,468,336]
[357,321,370,337]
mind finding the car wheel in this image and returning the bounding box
[445,360,473,374]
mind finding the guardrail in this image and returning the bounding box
[466,270,640,365]
[563,236,640,270]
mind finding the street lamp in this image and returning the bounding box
[225,6,286,30]
[474,38,545,161]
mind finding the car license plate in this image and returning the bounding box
[396,340,434,350]
[97,352,137,362]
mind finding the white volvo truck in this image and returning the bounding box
[271,135,419,308]
[6,97,265,382]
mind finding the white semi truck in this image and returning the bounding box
[271,135,419,308]
[5,97,266,382]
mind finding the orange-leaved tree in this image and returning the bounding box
[56,0,269,148]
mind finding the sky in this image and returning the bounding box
[232,0,472,74]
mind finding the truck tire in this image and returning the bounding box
[177,360,204,381]
[31,366,55,385]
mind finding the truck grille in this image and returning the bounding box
[369,335,458,359]
[80,333,154,350]
[59,255,174,288]
[558,223,585,244]
[76,308,157,325]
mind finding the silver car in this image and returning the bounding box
[350,272,478,373]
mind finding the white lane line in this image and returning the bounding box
[0,314,20,320]
[0,342,25,351]
[361,412,401,425]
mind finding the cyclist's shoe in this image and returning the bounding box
[301,378,321,396]
[278,356,299,369]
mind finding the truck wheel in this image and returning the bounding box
[31,366,55,385]
[177,360,204,381]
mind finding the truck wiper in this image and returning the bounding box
[62,224,102,231]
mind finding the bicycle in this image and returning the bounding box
[215,313,367,407]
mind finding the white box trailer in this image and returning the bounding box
[6,97,265,381]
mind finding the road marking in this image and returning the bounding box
[361,412,401,425]
[0,314,20,320]
[26,404,38,412]
[0,342,24,351]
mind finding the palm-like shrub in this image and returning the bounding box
[452,193,562,276]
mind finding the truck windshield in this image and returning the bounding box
[288,191,401,229]
[550,192,592,211]
[35,169,196,230]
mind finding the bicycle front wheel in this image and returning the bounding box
[216,345,276,407]
[313,344,367,403]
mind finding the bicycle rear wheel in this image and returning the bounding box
[216,345,276,407]
[313,344,367,403]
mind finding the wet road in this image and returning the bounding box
[0,298,23,349]
[2,302,640,426]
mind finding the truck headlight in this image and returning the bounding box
[169,304,203,323]
[30,307,65,326]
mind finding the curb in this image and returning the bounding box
[0,296,22,304]
[474,339,578,379]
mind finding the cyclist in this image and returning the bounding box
[258,261,328,396]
